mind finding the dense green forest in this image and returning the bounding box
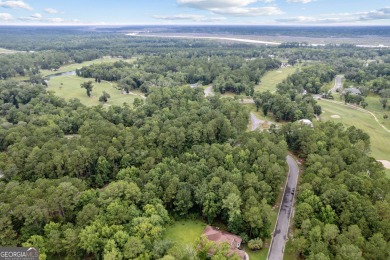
[283,122,390,260]
[0,80,288,259]
[0,27,389,259]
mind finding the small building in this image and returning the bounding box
[344,87,361,95]
[298,119,314,128]
[189,83,201,88]
[202,226,248,259]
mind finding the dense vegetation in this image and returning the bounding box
[77,55,280,95]
[283,122,390,260]
[0,80,288,259]
[1,27,389,259]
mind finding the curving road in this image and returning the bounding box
[331,75,343,93]
[267,155,299,260]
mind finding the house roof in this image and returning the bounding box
[202,226,247,259]
[344,87,361,95]
[298,119,314,127]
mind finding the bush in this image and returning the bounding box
[248,238,263,251]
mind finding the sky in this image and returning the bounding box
[0,0,389,26]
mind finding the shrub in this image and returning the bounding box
[248,238,263,251]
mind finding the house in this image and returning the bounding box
[298,119,314,128]
[343,87,361,95]
[202,226,248,259]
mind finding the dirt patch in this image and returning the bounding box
[378,160,390,169]
[331,115,341,118]
[276,70,283,73]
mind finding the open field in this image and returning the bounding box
[164,220,206,246]
[386,169,390,178]
[318,99,390,161]
[255,67,297,93]
[41,57,136,77]
[364,95,390,129]
[0,48,20,54]
[47,75,140,107]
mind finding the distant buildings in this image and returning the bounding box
[343,87,362,95]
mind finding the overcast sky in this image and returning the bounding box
[0,0,389,26]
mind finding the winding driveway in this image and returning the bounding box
[267,155,300,260]
[331,75,343,93]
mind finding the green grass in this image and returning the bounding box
[47,75,140,107]
[41,57,136,77]
[319,99,390,161]
[164,220,206,246]
[364,95,390,130]
[283,240,298,260]
[247,248,268,260]
[255,66,297,93]
[385,169,390,179]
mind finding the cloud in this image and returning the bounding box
[177,0,282,16]
[359,7,390,21]
[18,14,68,24]
[0,1,32,10]
[46,17,65,23]
[287,0,316,3]
[0,12,12,20]
[153,14,226,22]
[178,0,273,9]
[276,16,342,23]
[44,8,59,14]
[19,13,43,21]
[276,7,390,24]
[211,6,282,16]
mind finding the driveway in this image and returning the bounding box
[267,155,300,260]
[331,75,343,93]
[204,85,214,97]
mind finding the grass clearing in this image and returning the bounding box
[247,249,268,260]
[283,240,298,260]
[255,66,297,93]
[47,75,139,107]
[319,99,390,161]
[41,57,136,77]
[164,220,206,246]
[0,48,20,54]
[364,95,390,129]
[385,169,390,179]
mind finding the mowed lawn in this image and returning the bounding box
[164,220,206,246]
[255,66,297,93]
[47,75,139,107]
[318,99,390,161]
[41,57,136,77]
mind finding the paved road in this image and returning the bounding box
[250,112,264,131]
[331,75,343,93]
[267,155,299,260]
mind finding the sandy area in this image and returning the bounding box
[378,160,390,169]
[331,115,341,118]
